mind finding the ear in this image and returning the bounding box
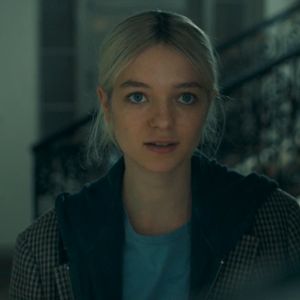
[97,86,111,122]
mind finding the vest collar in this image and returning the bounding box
[56,154,277,298]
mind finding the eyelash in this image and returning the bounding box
[177,93,198,105]
[125,92,199,105]
[126,92,146,104]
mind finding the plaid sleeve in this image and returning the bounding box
[285,191,300,269]
[9,231,43,300]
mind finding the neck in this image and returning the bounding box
[122,159,192,235]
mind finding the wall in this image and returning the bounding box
[187,0,217,35]
[0,0,38,249]
[264,0,298,17]
[215,0,264,43]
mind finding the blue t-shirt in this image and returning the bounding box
[122,214,191,300]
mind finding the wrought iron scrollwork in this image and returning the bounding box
[218,36,300,197]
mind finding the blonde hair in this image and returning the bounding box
[87,10,223,166]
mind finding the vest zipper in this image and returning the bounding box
[204,260,225,300]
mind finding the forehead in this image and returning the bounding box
[114,44,204,87]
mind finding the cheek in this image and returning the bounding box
[184,110,207,132]
[111,111,139,144]
[181,111,208,145]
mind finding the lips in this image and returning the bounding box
[144,141,179,153]
[144,141,178,146]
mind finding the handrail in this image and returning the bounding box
[221,46,300,94]
[217,1,300,52]
[32,45,300,151]
[32,1,300,151]
[32,114,93,152]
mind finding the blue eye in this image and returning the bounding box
[178,93,196,105]
[128,92,146,104]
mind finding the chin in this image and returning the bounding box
[123,149,192,174]
[140,156,190,174]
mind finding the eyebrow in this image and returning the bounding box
[120,80,150,89]
[119,80,204,89]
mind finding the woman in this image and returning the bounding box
[10,10,300,300]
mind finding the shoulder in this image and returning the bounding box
[15,208,60,263]
[10,209,60,299]
[253,189,300,266]
[18,208,58,241]
[254,188,300,229]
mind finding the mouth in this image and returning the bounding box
[144,141,178,146]
[144,142,179,153]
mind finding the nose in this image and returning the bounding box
[149,101,175,129]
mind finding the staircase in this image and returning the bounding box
[33,2,300,217]
[216,1,300,197]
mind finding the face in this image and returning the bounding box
[98,44,212,174]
